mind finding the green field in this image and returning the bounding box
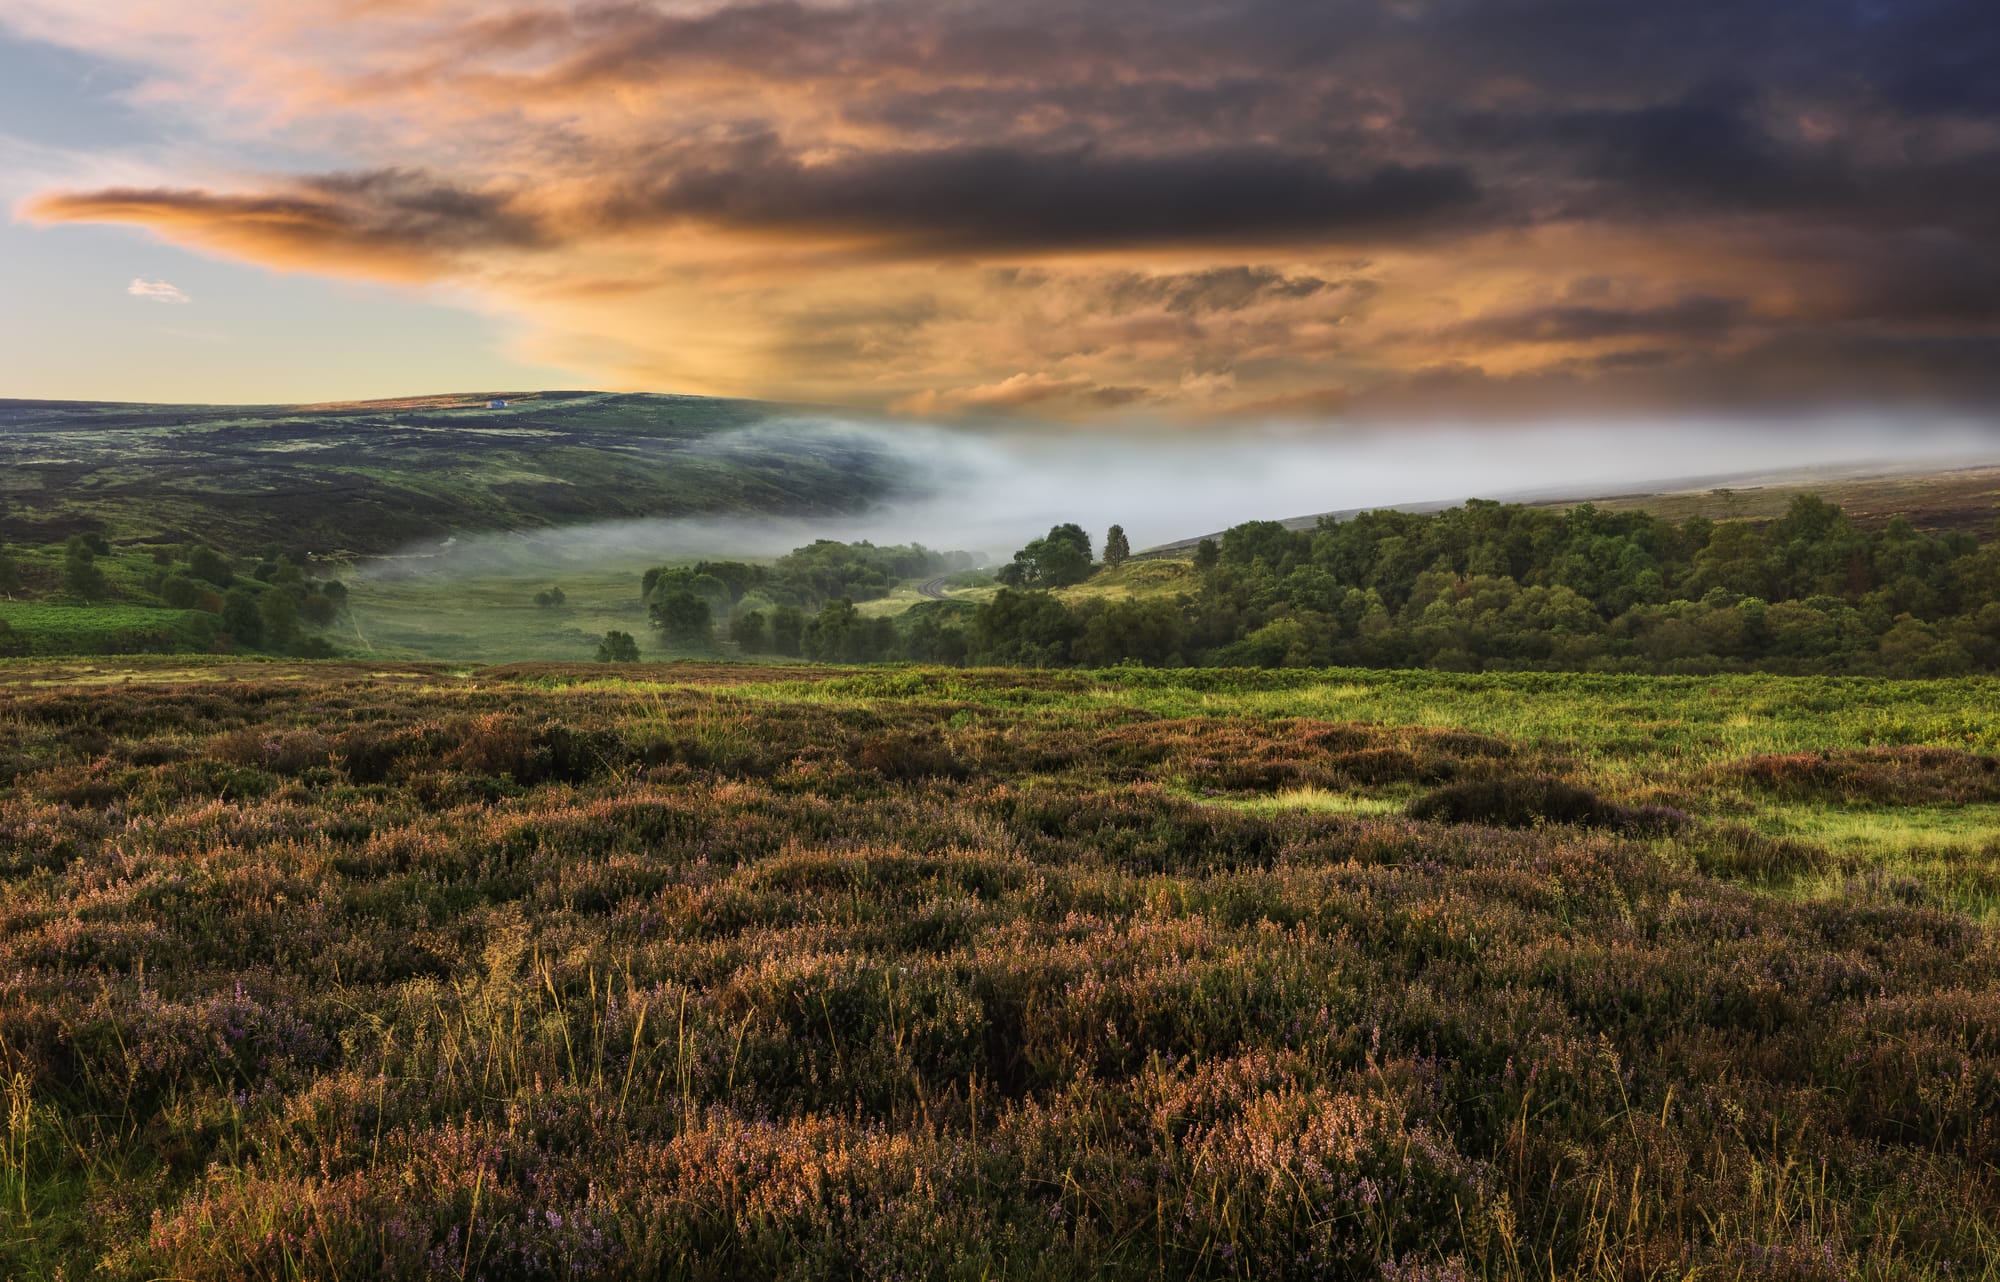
[2,659,1997,1277]
[341,563,661,661]
[0,600,212,654]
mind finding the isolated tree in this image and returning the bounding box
[730,609,769,652]
[534,586,568,609]
[596,630,641,662]
[1039,524,1094,586]
[1103,525,1131,569]
[1004,523,1095,589]
[651,589,713,647]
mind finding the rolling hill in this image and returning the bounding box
[1141,461,2000,556]
[0,391,921,556]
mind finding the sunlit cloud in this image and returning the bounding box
[10,0,2000,416]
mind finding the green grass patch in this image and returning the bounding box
[0,600,213,655]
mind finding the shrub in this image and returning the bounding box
[1407,775,1686,834]
[855,730,966,780]
[596,630,641,662]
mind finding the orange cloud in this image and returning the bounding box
[10,0,2000,415]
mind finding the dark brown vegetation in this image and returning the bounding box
[0,662,1996,1278]
[1720,746,2000,805]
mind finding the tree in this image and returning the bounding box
[645,567,730,613]
[1103,525,1131,569]
[63,539,107,600]
[596,630,641,662]
[729,609,768,652]
[259,589,301,649]
[1193,538,1220,572]
[300,593,339,627]
[1003,524,1095,589]
[221,587,264,647]
[0,548,19,596]
[905,608,970,665]
[970,589,1082,666]
[803,599,870,662]
[188,546,233,587]
[1071,597,1184,666]
[533,586,568,608]
[770,605,805,656]
[161,574,202,609]
[651,589,713,647]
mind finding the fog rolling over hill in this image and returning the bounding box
[365,407,2000,580]
[3,391,1997,576]
[0,392,925,556]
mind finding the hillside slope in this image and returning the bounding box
[0,391,918,555]
[1144,462,2000,555]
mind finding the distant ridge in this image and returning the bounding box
[1141,461,2000,555]
[0,391,915,555]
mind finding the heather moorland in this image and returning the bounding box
[1,660,1995,1279]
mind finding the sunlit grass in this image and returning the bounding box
[1209,784,1406,816]
[1758,802,2000,854]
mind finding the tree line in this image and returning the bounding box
[637,501,2000,676]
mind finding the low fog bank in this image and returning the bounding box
[359,411,2000,580]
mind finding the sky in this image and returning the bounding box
[3,0,1999,419]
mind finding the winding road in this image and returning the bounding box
[917,577,951,600]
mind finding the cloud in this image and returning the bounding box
[8,0,2000,415]
[606,141,1483,251]
[35,170,546,281]
[127,276,190,303]
[890,371,1154,417]
[1446,295,1750,346]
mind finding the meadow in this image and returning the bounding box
[1,659,1996,1278]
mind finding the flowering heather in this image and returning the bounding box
[0,660,1995,1279]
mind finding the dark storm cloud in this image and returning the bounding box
[1451,295,1750,346]
[1360,329,2000,417]
[608,141,1482,250]
[21,0,2000,411]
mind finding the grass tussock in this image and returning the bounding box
[1406,775,1691,836]
[0,661,1995,1278]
